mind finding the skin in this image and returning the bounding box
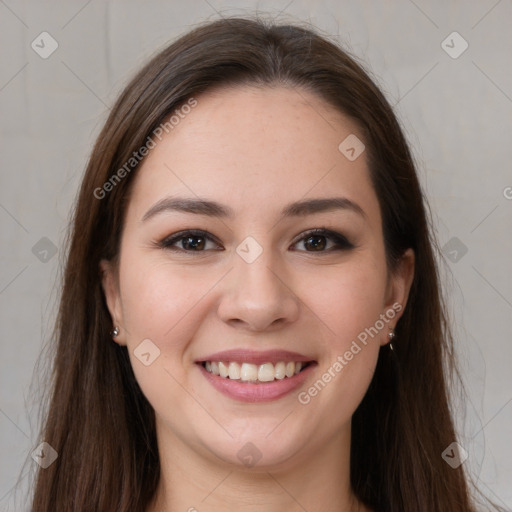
[101,85,415,512]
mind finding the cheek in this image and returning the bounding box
[295,257,387,408]
[299,258,388,344]
[121,258,211,343]
[118,258,214,407]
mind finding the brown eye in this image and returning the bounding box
[292,228,354,252]
[181,235,206,250]
[159,230,222,252]
[304,235,327,251]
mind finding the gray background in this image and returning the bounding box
[1,0,511,510]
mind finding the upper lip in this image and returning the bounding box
[195,349,315,365]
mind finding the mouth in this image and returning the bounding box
[195,349,317,403]
[200,360,313,383]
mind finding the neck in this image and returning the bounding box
[146,421,371,512]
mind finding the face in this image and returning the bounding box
[101,86,414,472]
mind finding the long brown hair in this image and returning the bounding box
[30,17,501,511]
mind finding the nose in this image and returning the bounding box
[217,251,300,332]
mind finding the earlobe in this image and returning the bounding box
[382,248,415,344]
[99,259,125,344]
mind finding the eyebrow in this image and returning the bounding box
[141,196,367,222]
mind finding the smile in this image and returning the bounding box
[202,360,312,383]
[196,349,316,402]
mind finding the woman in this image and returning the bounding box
[31,17,502,511]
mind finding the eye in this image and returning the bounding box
[158,228,354,254]
[159,230,222,252]
[291,228,354,252]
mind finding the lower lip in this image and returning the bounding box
[198,363,316,403]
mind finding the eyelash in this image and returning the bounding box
[158,228,355,254]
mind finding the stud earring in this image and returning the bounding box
[388,327,396,350]
[110,326,120,338]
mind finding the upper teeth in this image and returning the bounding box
[204,361,304,382]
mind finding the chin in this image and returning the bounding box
[199,430,307,472]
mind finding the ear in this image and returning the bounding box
[381,248,415,346]
[99,259,126,345]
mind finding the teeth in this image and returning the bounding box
[240,363,258,382]
[257,363,275,382]
[203,360,309,382]
[218,361,229,378]
[228,362,241,380]
[274,361,286,380]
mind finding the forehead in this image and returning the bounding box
[126,85,379,224]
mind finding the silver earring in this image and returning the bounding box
[110,326,120,338]
[388,328,395,350]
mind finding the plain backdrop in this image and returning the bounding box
[0,1,511,510]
